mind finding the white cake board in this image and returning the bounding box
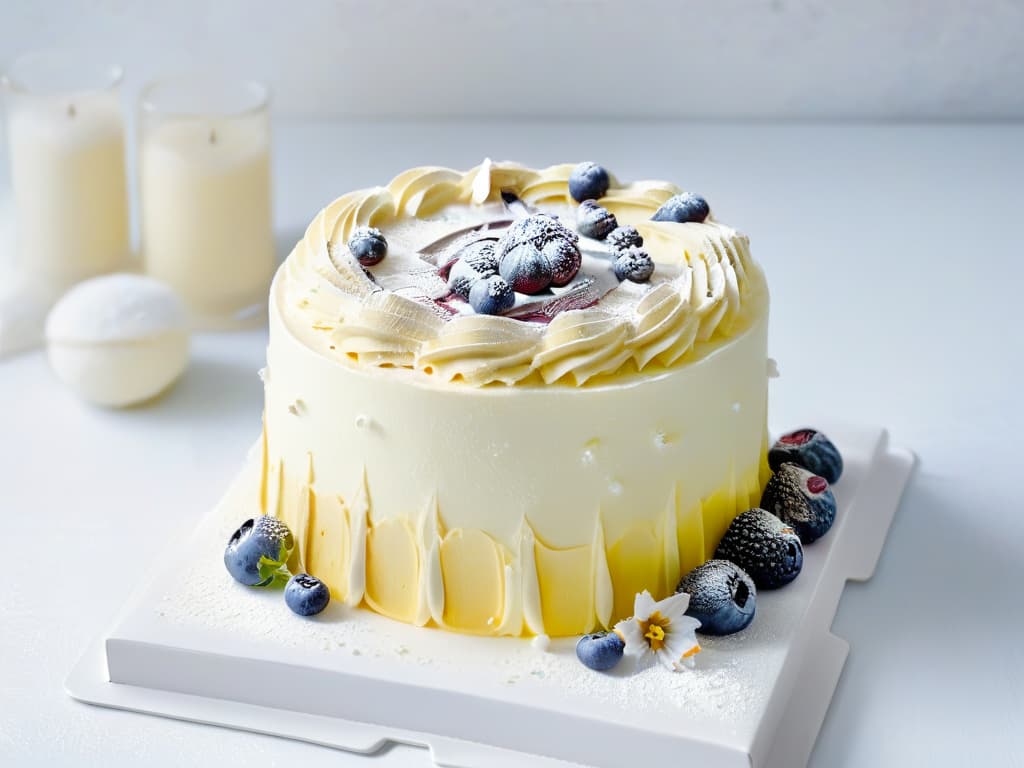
[66,424,914,768]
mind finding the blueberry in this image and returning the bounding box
[613,247,655,283]
[543,236,582,287]
[568,162,610,203]
[715,508,803,589]
[768,428,843,484]
[469,274,516,315]
[285,573,331,616]
[760,462,837,543]
[497,215,576,294]
[347,226,388,266]
[606,225,643,251]
[447,272,474,299]
[576,200,618,240]
[447,240,499,297]
[651,193,710,224]
[575,631,625,671]
[677,560,756,636]
[224,515,294,587]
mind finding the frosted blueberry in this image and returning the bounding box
[469,274,516,315]
[768,428,843,484]
[651,192,709,224]
[575,631,625,671]
[568,162,610,203]
[447,240,499,297]
[347,226,388,266]
[760,462,837,543]
[576,200,617,240]
[285,573,331,616]
[613,247,655,283]
[677,560,756,636]
[224,515,295,587]
[448,273,474,298]
[606,225,643,251]
[715,508,803,589]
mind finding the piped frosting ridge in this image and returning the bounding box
[278,160,766,387]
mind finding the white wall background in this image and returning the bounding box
[1,0,1022,119]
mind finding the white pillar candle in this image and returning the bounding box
[139,79,274,328]
[2,55,130,296]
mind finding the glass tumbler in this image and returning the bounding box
[139,76,274,328]
[2,49,130,297]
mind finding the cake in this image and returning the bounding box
[258,160,771,638]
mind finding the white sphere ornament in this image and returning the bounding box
[45,274,190,407]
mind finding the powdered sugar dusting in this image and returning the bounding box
[489,636,771,725]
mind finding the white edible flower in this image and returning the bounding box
[614,590,702,671]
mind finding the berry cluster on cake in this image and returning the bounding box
[238,159,778,642]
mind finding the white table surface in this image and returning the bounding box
[1,120,1022,767]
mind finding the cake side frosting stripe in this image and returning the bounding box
[259,419,769,637]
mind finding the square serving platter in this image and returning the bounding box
[66,423,913,768]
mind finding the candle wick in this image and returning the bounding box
[209,128,217,145]
[67,103,77,119]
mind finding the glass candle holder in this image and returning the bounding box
[1,50,131,297]
[139,76,274,329]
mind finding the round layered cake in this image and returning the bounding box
[260,160,771,637]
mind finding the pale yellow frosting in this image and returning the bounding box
[277,160,764,387]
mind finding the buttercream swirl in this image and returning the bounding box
[277,160,767,387]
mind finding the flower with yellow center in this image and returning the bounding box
[614,590,702,671]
